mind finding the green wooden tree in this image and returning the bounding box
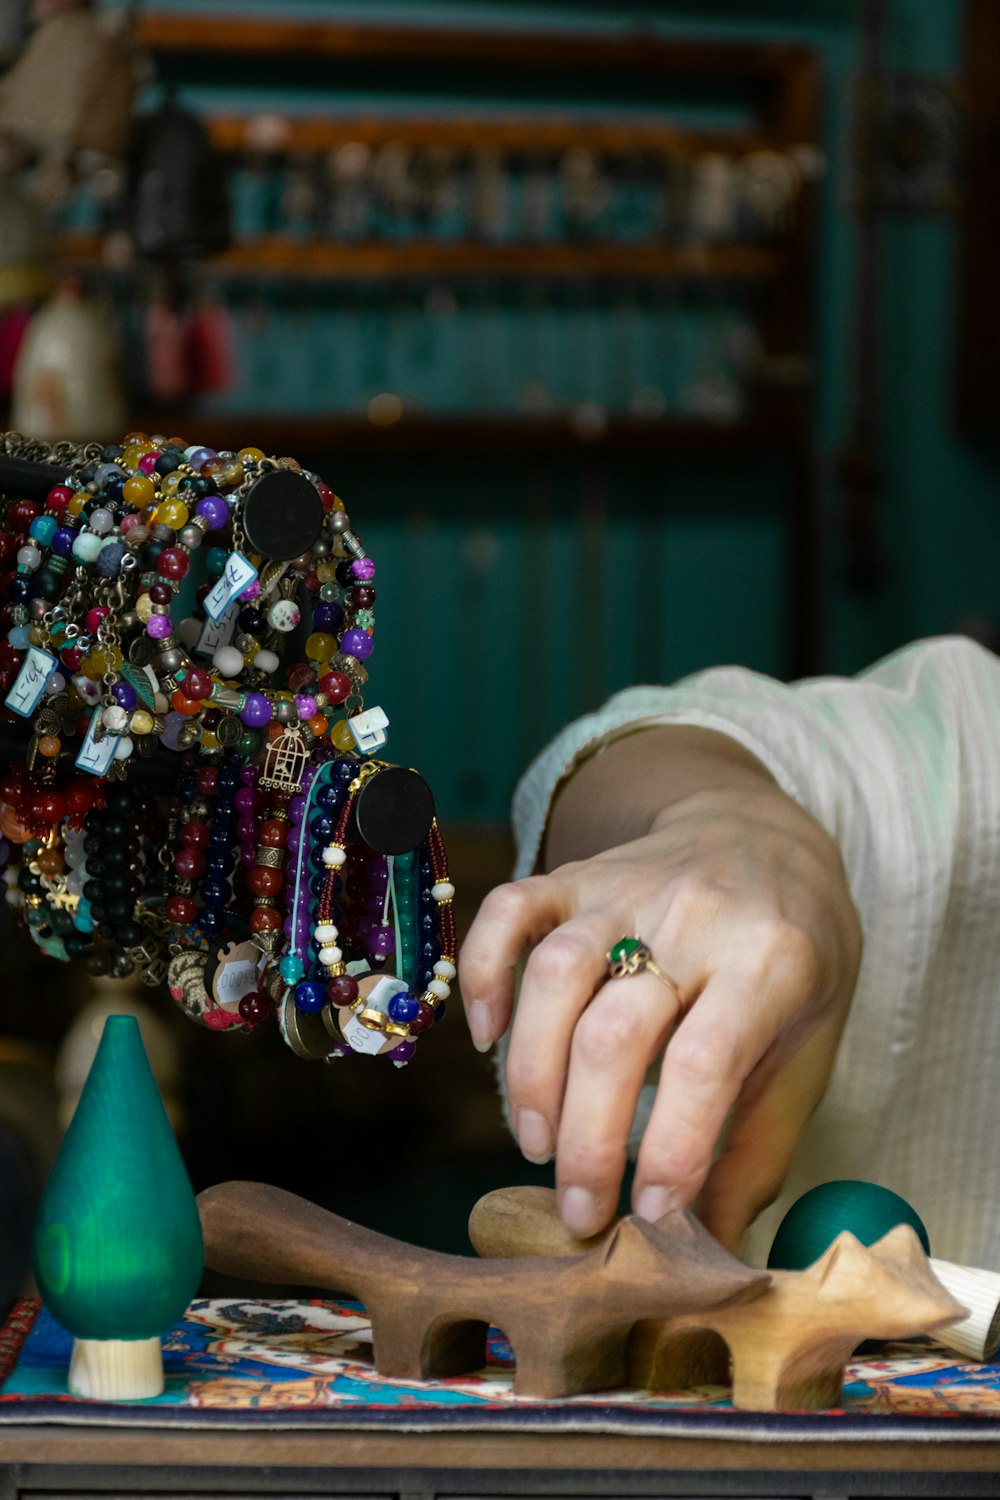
[33,1014,203,1399]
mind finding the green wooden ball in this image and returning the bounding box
[767,1179,930,1271]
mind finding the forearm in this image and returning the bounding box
[543,724,782,870]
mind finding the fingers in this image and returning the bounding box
[553,970,684,1235]
[458,874,574,1052]
[504,915,625,1166]
[696,1014,846,1252]
[630,953,808,1227]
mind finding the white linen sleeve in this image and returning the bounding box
[506,635,1000,1267]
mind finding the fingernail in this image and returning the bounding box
[516,1108,553,1164]
[635,1185,679,1223]
[467,1000,493,1053]
[561,1186,599,1237]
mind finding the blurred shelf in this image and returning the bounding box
[137,14,817,112]
[59,234,783,282]
[120,412,806,460]
[208,114,774,159]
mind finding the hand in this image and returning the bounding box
[459,733,862,1252]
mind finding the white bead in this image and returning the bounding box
[318,945,342,965]
[433,959,456,979]
[427,978,450,1000]
[113,735,134,759]
[213,645,245,678]
[322,846,347,867]
[16,545,41,570]
[315,922,338,942]
[254,649,279,674]
[46,672,66,694]
[89,508,114,535]
[431,881,455,900]
[102,705,129,732]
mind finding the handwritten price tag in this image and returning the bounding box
[75,712,117,777]
[204,552,258,622]
[5,648,57,718]
[341,976,408,1056]
[195,599,239,657]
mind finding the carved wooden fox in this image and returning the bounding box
[471,1185,967,1410]
[197,1180,766,1398]
[632,1225,966,1409]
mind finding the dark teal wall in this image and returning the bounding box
[107,1,999,818]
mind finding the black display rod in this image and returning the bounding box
[0,453,75,501]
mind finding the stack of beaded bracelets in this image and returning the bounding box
[0,428,455,1064]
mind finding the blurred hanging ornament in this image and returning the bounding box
[11,279,126,441]
[0,2,137,165]
[125,89,231,262]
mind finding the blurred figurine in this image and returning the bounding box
[11,279,127,441]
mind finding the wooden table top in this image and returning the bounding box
[1,1422,1000,1474]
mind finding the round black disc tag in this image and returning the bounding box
[353,766,435,854]
[241,470,324,561]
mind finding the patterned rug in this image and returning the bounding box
[3,1297,1000,1440]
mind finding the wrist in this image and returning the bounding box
[545,723,778,868]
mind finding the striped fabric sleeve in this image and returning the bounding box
[505,636,1000,1267]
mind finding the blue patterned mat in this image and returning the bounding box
[3,1297,1000,1440]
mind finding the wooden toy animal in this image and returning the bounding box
[197,1179,766,1398]
[470,1186,967,1410]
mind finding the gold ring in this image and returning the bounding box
[606,937,687,1010]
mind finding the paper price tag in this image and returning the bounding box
[341,1012,390,1055]
[5,647,57,718]
[75,713,117,776]
[203,552,258,622]
[342,976,408,1055]
[195,600,239,657]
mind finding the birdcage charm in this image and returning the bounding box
[259,726,309,794]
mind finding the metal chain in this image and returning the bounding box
[0,430,102,469]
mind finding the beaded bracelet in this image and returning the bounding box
[0,427,454,1065]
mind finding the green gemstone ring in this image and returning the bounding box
[606,936,688,1011]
